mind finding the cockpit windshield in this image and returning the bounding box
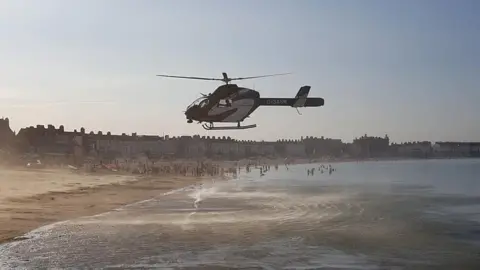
[187,97,209,110]
[199,99,209,108]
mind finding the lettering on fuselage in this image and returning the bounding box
[266,99,288,105]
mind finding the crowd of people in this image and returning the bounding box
[307,164,336,176]
[81,158,241,179]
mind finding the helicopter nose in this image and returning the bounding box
[185,107,194,120]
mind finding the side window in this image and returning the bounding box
[218,99,232,107]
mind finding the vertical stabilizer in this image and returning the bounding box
[293,86,311,107]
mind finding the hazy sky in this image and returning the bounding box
[1,0,479,142]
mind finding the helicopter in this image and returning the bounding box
[156,72,324,130]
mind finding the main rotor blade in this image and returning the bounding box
[229,72,292,81]
[156,74,223,81]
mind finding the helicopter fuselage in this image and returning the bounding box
[185,85,261,123]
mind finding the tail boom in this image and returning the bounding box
[302,98,324,107]
[258,85,324,108]
[258,98,324,107]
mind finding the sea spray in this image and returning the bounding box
[189,183,219,209]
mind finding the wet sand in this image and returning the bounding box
[0,169,205,244]
[0,159,299,244]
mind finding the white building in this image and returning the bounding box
[186,139,207,158]
[432,142,469,156]
[471,143,480,153]
[398,142,432,156]
[210,141,238,157]
[93,135,176,158]
[285,142,306,157]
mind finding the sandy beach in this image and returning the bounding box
[0,168,206,244]
[0,158,303,244]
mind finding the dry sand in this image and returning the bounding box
[0,168,204,244]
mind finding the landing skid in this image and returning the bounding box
[202,122,257,130]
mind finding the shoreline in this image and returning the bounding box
[0,173,209,245]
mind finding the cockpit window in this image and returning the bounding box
[187,97,207,110]
[199,99,209,108]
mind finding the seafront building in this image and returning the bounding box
[432,142,480,157]
[11,124,310,161]
[1,119,479,161]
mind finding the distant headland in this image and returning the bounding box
[0,117,478,164]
